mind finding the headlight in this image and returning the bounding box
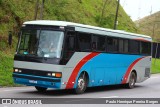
[14,69,19,72]
[14,69,22,73]
[47,72,62,78]
[47,73,51,76]
[52,73,56,76]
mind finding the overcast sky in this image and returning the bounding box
[120,0,160,21]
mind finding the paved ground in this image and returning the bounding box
[0,74,160,106]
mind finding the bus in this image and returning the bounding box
[13,20,152,94]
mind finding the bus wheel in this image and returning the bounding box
[126,72,136,89]
[35,86,47,92]
[74,73,87,94]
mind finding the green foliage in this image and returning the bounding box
[0,51,15,86]
[151,58,160,74]
[135,11,160,41]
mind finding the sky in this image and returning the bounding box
[120,0,160,21]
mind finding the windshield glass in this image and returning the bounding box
[18,29,64,58]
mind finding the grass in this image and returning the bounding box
[151,58,160,74]
[0,51,14,87]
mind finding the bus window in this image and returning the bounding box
[67,36,75,51]
[64,31,75,58]
[92,35,105,52]
[119,39,124,53]
[107,37,118,52]
[124,39,129,53]
[141,42,151,55]
[129,40,139,54]
[61,31,76,64]
[78,33,91,52]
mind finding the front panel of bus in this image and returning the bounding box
[13,24,67,89]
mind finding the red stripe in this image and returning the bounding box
[65,52,100,89]
[134,38,151,42]
[121,57,145,84]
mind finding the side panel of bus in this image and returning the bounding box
[63,52,151,89]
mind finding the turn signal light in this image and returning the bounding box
[55,73,62,78]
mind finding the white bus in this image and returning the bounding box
[13,20,152,94]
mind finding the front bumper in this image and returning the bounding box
[13,73,61,88]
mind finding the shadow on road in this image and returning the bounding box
[19,84,143,97]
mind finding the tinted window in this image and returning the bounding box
[129,40,139,54]
[119,39,124,53]
[92,35,105,51]
[124,39,129,53]
[141,42,151,55]
[62,32,76,63]
[107,37,118,52]
[66,33,75,51]
[78,33,91,52]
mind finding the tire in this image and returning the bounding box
[74,73,88,94]
[35,86,47,92]
[125,72,136,89]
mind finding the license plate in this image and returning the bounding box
[29,80,37,84]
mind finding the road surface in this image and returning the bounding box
[0,74,160,106]
[0,74,160,98]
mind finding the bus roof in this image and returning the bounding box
[23,20,152,41]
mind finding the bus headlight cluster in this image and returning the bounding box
[47,73,55,76]
[47,72,62,78]
[14,69,22,73]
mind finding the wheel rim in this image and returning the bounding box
[78,78,85,90]
[130,73,135,87]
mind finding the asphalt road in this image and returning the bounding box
[0,74,160,106]
[0,74,160,98]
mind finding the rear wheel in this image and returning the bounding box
[74,73,88,94]
[35,86,47,92]
[126,72,136,89]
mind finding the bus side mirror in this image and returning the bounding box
[8,31,12,46]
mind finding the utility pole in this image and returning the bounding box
[40,0,45,20]
[34,0,39,20]
[114,0,120,30]
[34,0,45,20]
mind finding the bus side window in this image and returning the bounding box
[68,36,75,51]
[129,40,139,54]
[63,32,75,62]
[140,42,151,55]
[78,33,91,52]
[124,39,129,53]
[119,39,124,53]
[118,39,129,53]
[92,35,105,52]
[107,37,118,52]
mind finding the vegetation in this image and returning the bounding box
[0,0,140,87]
[135,11,160,42]
[151,58,160,74]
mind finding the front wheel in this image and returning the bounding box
[74,73,88,94]
[35,86,47,92]
[125,72,136,89]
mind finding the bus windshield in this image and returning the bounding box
[18,29,64,58]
